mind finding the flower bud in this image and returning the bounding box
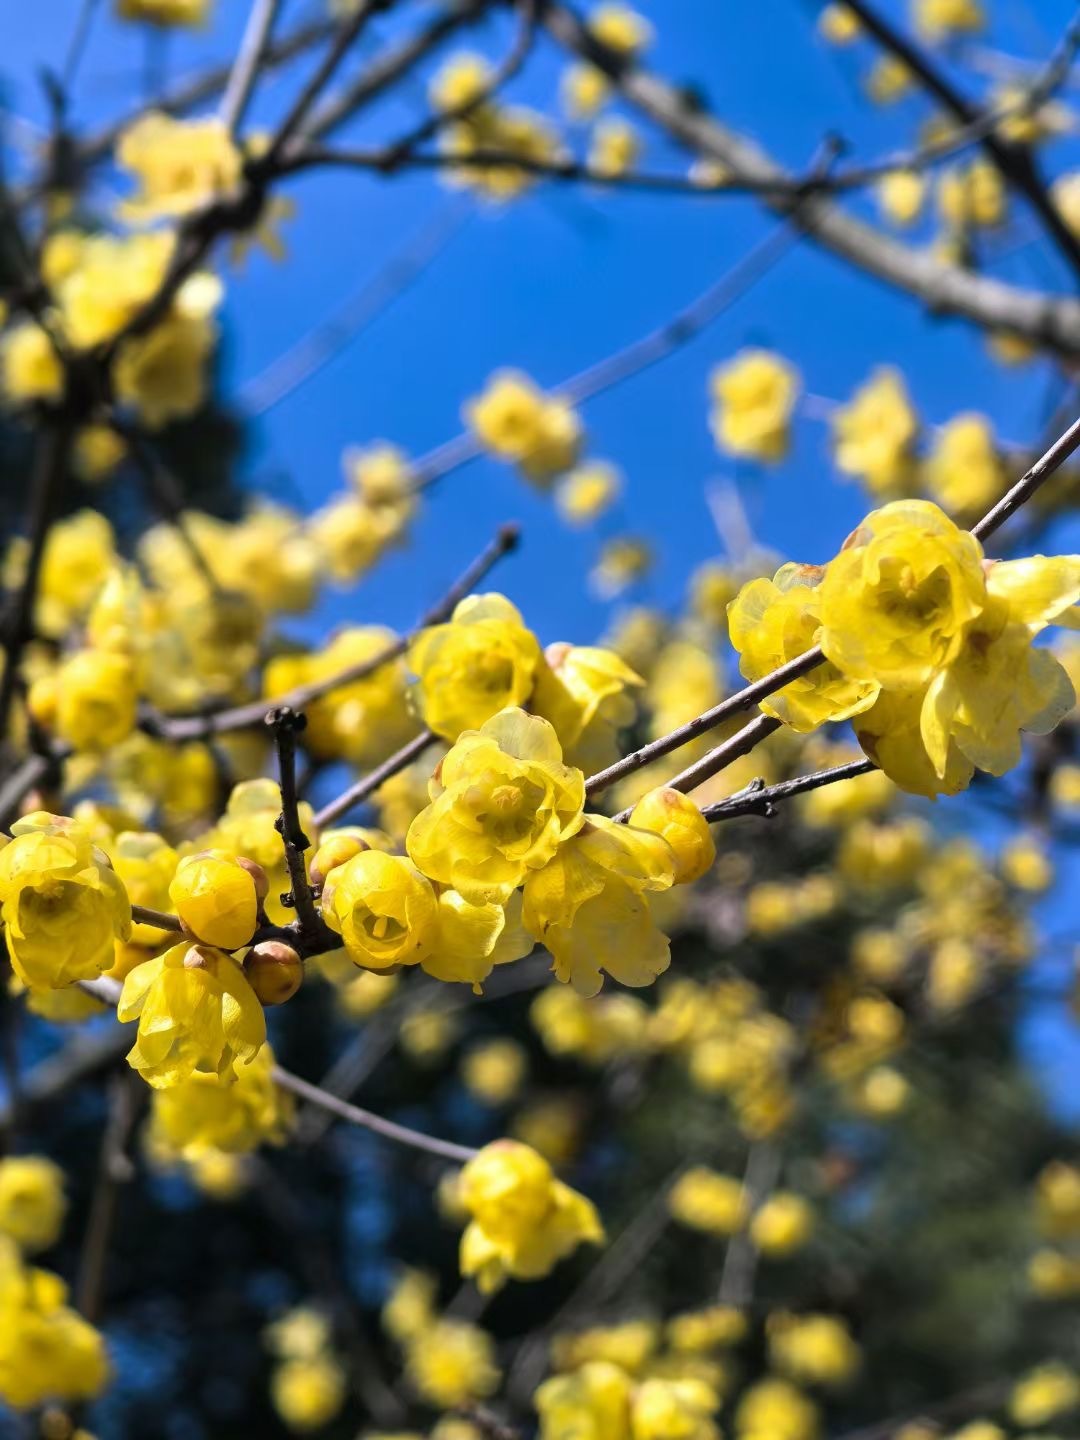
[245,940,303,1005]
[629,787,715,885]
[235,855,270,903]
[310,834,369,889]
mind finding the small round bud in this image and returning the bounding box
[310,834,369,889]
[183,944,213,971]
[235,856,270,903]
[245,940,303,1006]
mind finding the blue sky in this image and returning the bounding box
[5,0,1080,1109]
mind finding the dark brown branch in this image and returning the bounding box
[268,706,321,941]
[699,757,878,823]
[76,1069,142,1323]
[972,409,1080,540]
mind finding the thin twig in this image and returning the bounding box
[219,0,284,135]
[76,1068,142,1323]
[313,729,436,830]
[271,1066,478,1163]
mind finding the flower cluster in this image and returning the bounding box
[729,499,1080,797]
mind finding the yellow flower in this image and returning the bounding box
[431,52,493,110]
[28,649,138,752]
[767,1313,860,1388]
[551,1320,659,1374]
[876,170,926,228]
[116,111,242,221]
[535,1360,633,1440]
[1036,1160,1080,1238]
[1009,1363,1080,1427]
[113,307,217,430]
[728,564,880,731]
[632,1376,720,1440]
[854,689,974,798]
[405,1318,500,1407]
[0,813,131,989]
[0,323,64,406]
[914,0,984,41]
[465,371,582,481]
[148,1043,291,1157]
[735,1377,820,1440]
[442,105,563,203]
[421,888,534,991]
[750,1192,814,1255]
[408,593,542,741]
[0,1158,66,1253]
[561,64,611,121]
[666,1307,747,1353]
[629,789,715,885]
[938,159,1005,230]
[408,708,585,905]
[819,499,987,690]
[668,1168,747,1235]
[920,555,1080,780]
[322,850,438,970]
[267,625,416,766]
[109,831,179,945]
[271,1355,347,1432]
[589,118,642,178]
[74,423,127,482]
[922,414,1005,519]
[382,1267,437,1343]
[523,814,675,996]
[118,941,267,1088]
[531,642,642,772]
[0,1240,109,1410]
[589,3,653,54]
[591,537,653,599]
[115,0,210,23]
[866,56,914,105]
[459,1139,603,1292]
[556,461,622,525]
[818,4,859,43]
[710,350,799,462]
[831,369,918,496]
[461,1038,528,1105]
[169,850,260,951]
[55,230,176,347]
[344,441,415,516]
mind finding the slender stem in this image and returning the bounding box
[268,706,321,940]
[611,715,783,820]
[313,729,436,830]
[972,409,1080,540]
[264,0,382,166]
[111,421,221,594]
[270,1066,478,1163]
[699,758,878,823]
[220,0,284,135]
[586,650,823,799]
[130,904,183,933]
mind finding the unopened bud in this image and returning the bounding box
[309,835,369,889]
[183,944,213,971]
[235,856,270,903]
[245,940,303,1005]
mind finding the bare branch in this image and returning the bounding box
[219,0,284,136]
[267,706,321,940]
[313,728,436,831]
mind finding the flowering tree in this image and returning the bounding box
[2,0,1080,1436]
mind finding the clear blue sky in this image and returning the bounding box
[4,0,1080,1108]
